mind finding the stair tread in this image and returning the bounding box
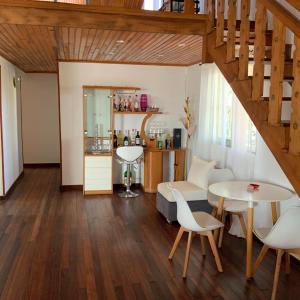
[248,75,293,81]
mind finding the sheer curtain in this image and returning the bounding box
[193,63,255,180]
[191,63,256,237]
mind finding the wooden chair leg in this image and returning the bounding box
[271,249,284,300]
[211,207,217,217]
[182,231,193,278]
[237,213,247,238]
[169,226,184,260]
[200,235,206,256]
[207,231,223,272]
[218,211,227,248]
[285,252,290,275]
[253,244,269,274]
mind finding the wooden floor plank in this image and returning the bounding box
[0,167,299,299]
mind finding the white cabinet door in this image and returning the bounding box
[84,156,112,193]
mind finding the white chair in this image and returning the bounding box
[253,206,300,300]
[168,187,224,278]
[207,169,249,247]
[116,146,143,198]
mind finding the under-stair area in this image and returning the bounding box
[204,0,300,195]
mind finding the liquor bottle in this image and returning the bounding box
[113,130,118,148]
[131,129,136,146]
[135,131,141,146]
[117,130,123,146]
[123,132,129,146]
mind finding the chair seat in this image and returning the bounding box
[208,197,249,213]
[254,227,272,241]
[157,181,207,202]
[192,211,224,231]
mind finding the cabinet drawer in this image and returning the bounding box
[85,156,112,168]
[85,178,112,191]
[85,167,112,180]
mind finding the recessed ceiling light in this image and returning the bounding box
[178,43,186,47]
[116,40,125,44]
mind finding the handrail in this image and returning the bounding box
[285,0,300,11]
[259,0,300,37]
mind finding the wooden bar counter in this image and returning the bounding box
[143,148,186,193]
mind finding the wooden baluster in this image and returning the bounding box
[251,2,267,101]
[216,0,225,47]
[268,17,286,126]
[289,37,300,155]
[238,0,250,80]
[205,0,216,32]
[226,0,237,63]
[184,0,195,14]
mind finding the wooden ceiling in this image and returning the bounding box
[0,1,205,72]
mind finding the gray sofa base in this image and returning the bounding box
[156,192,212,223]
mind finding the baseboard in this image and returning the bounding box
[60,185,83,192]
[24,163,60,168]
[0,171,24,200]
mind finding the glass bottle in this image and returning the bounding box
[117,130,123,146]
[123,132,129,146]
[113,130,118,148]
[135,131,141,146]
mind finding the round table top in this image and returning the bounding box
[208,181,294,203]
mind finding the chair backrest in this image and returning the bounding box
[263,206,300,250]
[207,169,235,203]
[169,187,203,232]
[116,146,143,163]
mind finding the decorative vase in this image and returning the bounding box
[140,94,148,112]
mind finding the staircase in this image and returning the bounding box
[204,0,300,194]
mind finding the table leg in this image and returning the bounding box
[271,202,278,225]
[214,197,225,242]
[246,203,254,279]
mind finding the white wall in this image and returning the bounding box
[21,73,60,164]
[59,62,186,186]
[0,56,23,195]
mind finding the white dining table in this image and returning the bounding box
[208,181,294,279]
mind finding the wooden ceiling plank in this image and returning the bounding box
[0,0,208,36]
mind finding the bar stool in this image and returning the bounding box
[116,146,143,198]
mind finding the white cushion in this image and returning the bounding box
[157,181,207,202]
[187,157,216,190]
[116,146,143,162]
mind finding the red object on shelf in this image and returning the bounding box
[140,94,148,112]
[247,183,260,192]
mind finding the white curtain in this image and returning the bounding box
[192,63,257,237]
[194,63,255,180]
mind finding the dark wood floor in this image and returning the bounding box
[0,168,299,300]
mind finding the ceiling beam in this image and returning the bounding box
[0,0,208,35]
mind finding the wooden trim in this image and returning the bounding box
[60,185,83,191]
[57,63,63,187]
[285,0,300,10]
[58,59,190,68]
[84,190,113,195]
[25,71,58,74]
[24,163,60,168]
[0,66,5,195]
[0,171,24,200]
[259,0,300,38]
[0,0,208,35]
[83,85,141,90]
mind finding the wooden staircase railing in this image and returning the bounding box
[205,0,300,194]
